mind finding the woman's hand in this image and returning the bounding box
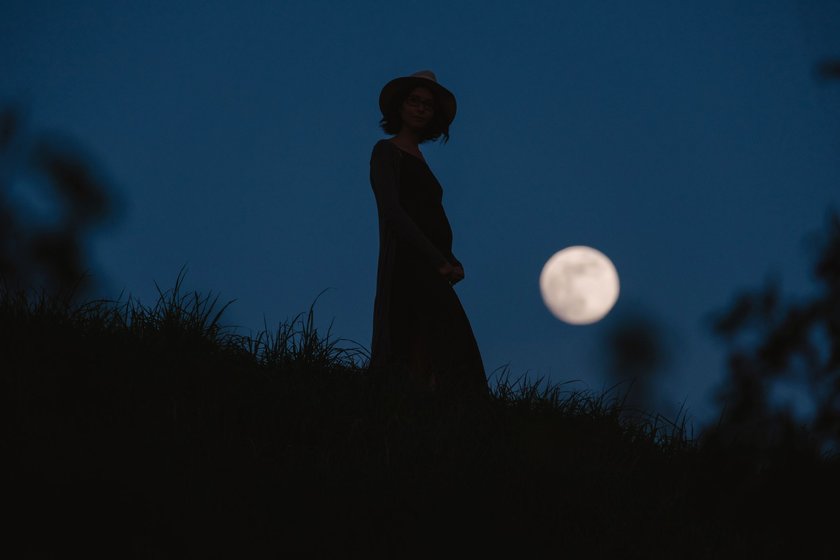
[438,262,465,285]
[450,265,464,284]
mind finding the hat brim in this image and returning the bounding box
[379,76,457,126]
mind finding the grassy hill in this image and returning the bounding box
[2,276,838,559]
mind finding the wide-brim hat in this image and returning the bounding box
[379,70,457,126]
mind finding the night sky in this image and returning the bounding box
[3,0,839,427]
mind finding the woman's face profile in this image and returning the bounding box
[399,86,435,131]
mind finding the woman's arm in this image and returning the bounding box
[370,141,450,270]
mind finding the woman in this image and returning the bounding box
[368,69,488,398]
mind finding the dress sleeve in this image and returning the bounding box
[370,141,450,269]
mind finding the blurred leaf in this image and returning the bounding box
[0,107,18,151]
[816,59,840,82]
[31,136,111,223]
[0,104,118,300]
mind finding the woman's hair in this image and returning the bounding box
[378,84,450,144]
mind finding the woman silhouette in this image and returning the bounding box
[368,70,488,398]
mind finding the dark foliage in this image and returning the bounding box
[707,209,840,455]
[601,308,672,417]
[2,274,838,558]
[816,59,840,82]
[0,104,119,301]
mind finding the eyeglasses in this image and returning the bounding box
[404,96,435,111]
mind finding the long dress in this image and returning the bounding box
[368,138,488,397]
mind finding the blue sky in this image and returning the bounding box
[2,0,839,427]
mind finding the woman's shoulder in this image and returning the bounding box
[371,137,400,161]
[373,137,397,151]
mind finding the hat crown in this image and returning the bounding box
[410,70,438,83]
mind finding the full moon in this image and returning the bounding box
[539,246,620,325]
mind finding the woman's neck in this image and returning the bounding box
[392,128,422,149]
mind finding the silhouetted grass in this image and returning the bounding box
[2,272,838,559]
